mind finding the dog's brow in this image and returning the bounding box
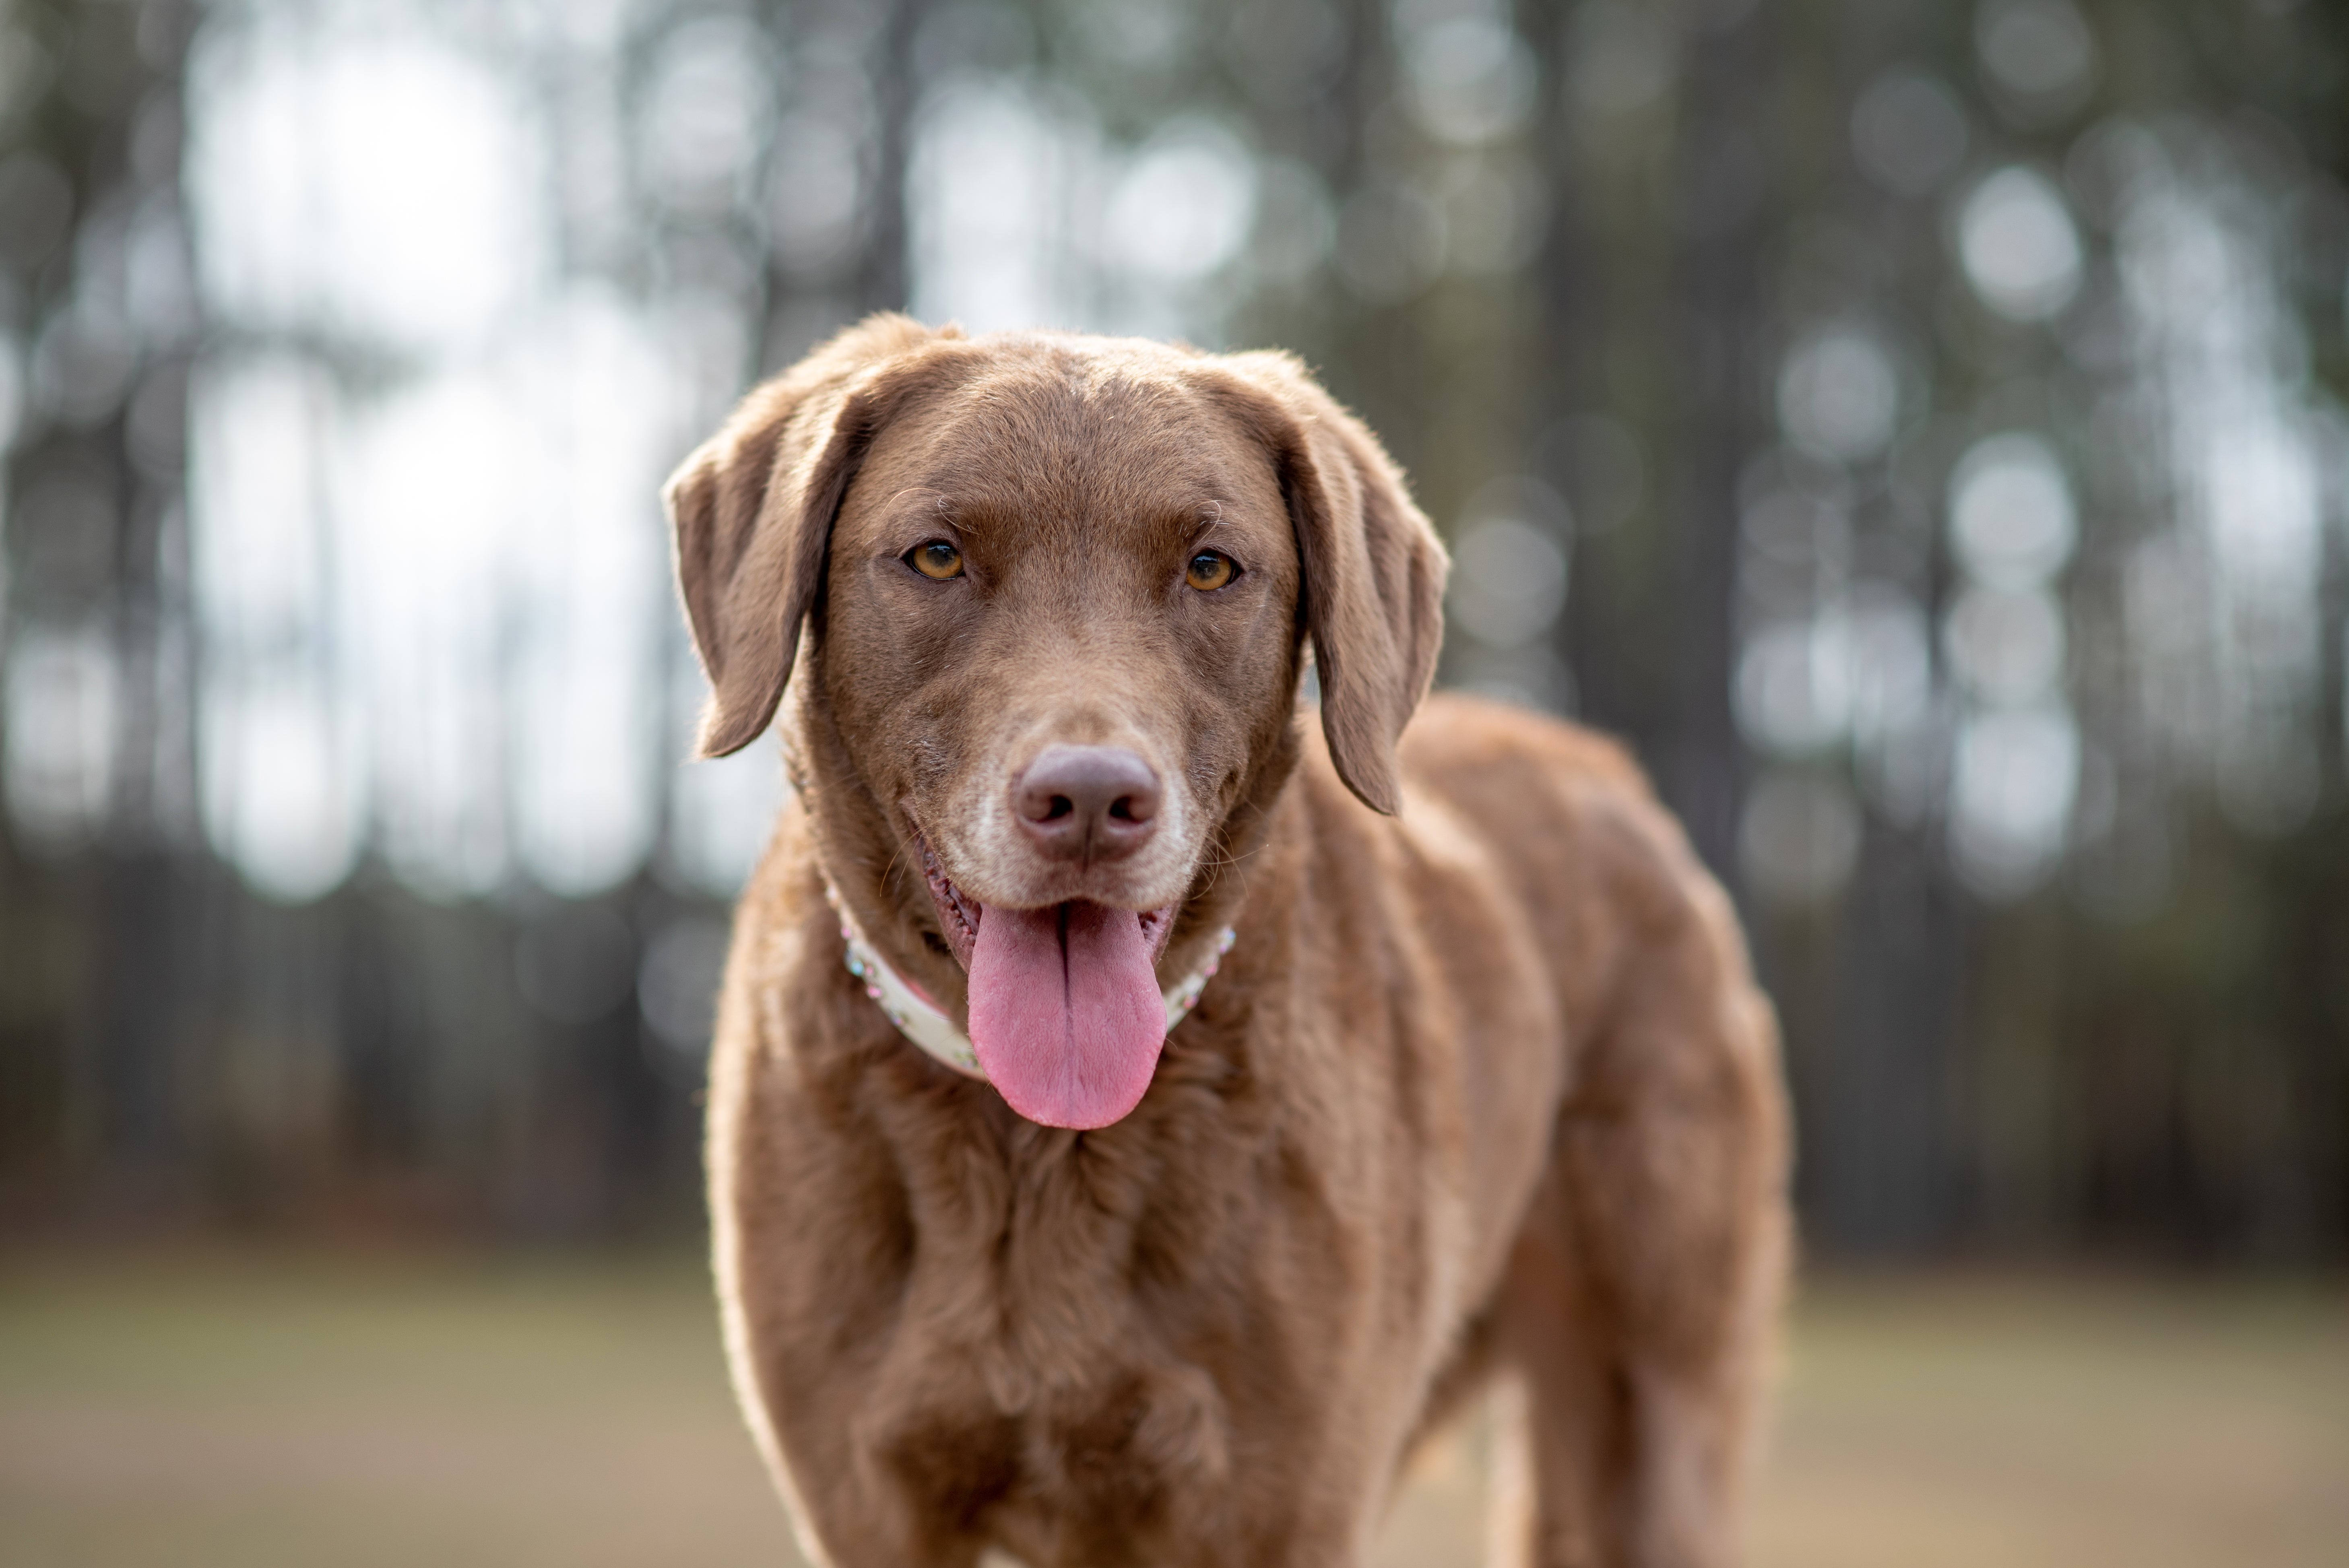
[880,487,970,529]
[1184,500,1230,542]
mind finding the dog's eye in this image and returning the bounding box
[1185,550,1236,592]
[907,541,964,580]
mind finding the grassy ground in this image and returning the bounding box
[1,1252,2343,1567]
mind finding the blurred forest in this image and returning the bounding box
[2,0,2346,1263]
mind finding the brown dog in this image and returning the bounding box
[670,315,1789,1568]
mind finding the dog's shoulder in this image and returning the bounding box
[1395,693,1685,881]
[1388,692,1745,1003]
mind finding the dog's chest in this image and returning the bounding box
[852,1143,1270,1555]
[867,1304,1238,1560]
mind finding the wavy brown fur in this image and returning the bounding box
[676,317,1790,1568]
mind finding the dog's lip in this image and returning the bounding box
[906,822,1175,974]
[914,830,984,970]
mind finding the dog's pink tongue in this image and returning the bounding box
[967,901,1164,1130]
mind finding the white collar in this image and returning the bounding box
[822,882,1236,1082]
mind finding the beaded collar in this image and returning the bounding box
[821,881,1236,1082]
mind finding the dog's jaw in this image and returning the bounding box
[902,819,1183,1127]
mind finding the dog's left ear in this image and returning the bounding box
[1210,353,1448,815]
[665,313,958,757]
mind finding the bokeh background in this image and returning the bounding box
[1,0,2345,1564]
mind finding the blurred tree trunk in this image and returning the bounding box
[852,0,916,319]
[1656,8,1767,883]
[1,0,203,1209]
[1532,0,1759,880]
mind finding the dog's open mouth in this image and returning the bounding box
[913,832,1176,1130]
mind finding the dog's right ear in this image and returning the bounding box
[665,314,957,757]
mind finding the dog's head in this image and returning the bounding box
[667,316,1444,1127]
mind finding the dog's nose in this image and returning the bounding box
[1013,745,1162,864]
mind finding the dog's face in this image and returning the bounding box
[667,319,1445,1127]
[819,353,1301,934]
